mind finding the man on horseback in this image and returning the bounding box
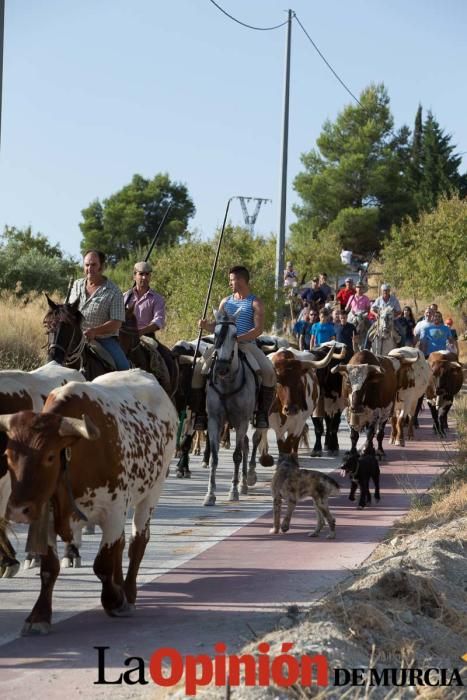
[372,283,404,334]
[191,265,276,431]
[69,250,130,370]
[124,261,166,337]
[123,261,173,394]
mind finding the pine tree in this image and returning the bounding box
[415,111,464,212]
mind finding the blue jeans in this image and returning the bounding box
[97,337,130,370]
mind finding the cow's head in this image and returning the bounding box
[332,362,384,412]
[428,357,463,398]
[0,411,100,524]
[273,358,312,417]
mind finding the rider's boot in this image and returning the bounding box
[191,387,208,431]
[254,386,276,429]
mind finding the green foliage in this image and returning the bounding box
[2,225,65,258]
[0,226,78,296]
[112,226,279,342]
[382,195,467,308]
[291,83,414,257]
[412,110,466,213]
[79,173,196,264]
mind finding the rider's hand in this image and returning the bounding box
[198,318,207,330]
[84,328,96,341]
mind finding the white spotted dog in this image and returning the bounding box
[270,453,339,538]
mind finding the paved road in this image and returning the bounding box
[0,413,456,698]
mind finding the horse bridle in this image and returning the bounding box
[210,320,245,398]
[46,316,86,368]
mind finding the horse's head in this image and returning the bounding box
[379,307,394,336]
[43,295,84,365]
[119,303,140,355]
[213,308,239,378]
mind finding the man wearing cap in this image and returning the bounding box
[69,249,130,370]
[124,261,165,337]
[336,278,355,311]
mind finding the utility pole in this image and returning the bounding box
[0,0,4,149]
[238,196,271,236]
[274,9,293,332]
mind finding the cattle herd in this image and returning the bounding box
[0,320,464,636]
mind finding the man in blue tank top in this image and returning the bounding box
[191,266,277,430]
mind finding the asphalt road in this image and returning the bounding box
[0,413,455,699]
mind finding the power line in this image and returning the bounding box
[293,14,364,109]
[207,0,289,31]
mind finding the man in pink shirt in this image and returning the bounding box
[124,261,165,338]
[345,282,371,315]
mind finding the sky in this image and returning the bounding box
[1,0,466,259]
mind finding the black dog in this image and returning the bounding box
[340,453,380,509]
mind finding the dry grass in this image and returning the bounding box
[0,292,49,370]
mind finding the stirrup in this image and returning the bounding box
[193,414,207,431]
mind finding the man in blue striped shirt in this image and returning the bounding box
[192,266,276,429]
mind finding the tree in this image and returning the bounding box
[382,195,467,308]
[1,225,64,259]
[291,84,414,257]
[0,226,78,296]
[414,111,467,213]
[79,173,196,264]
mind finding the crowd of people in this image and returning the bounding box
[287,265,459,359]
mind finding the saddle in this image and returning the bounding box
[139,336,172,394]
[87,340,117,370]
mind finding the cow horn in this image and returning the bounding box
[58,414,100,440]
[307,345,336,369]
[368,364,385,374]
[332,346,347,361]
[331,364,347,374]
[0,414,15,433]
[449,361,462,369]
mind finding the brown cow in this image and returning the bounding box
[426,351,463,436]
[332,349,399,458]
[0,369,177,635]
[250,346,336,467]
[0,362,85,576]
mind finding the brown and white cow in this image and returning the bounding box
[388,347,432,445]
[250,346,336,466]
[0,362,86,576]
[0,369,177,635]
[332,350,399,458]
[426,351,463,436]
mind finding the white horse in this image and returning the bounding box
[369,307,401,355]
[204,309,257,505]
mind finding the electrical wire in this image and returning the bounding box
[208,0,289,31]
[293,14,363,109]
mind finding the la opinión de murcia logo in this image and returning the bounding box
[94,645,465,696]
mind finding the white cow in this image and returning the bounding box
[388,347,432,445]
